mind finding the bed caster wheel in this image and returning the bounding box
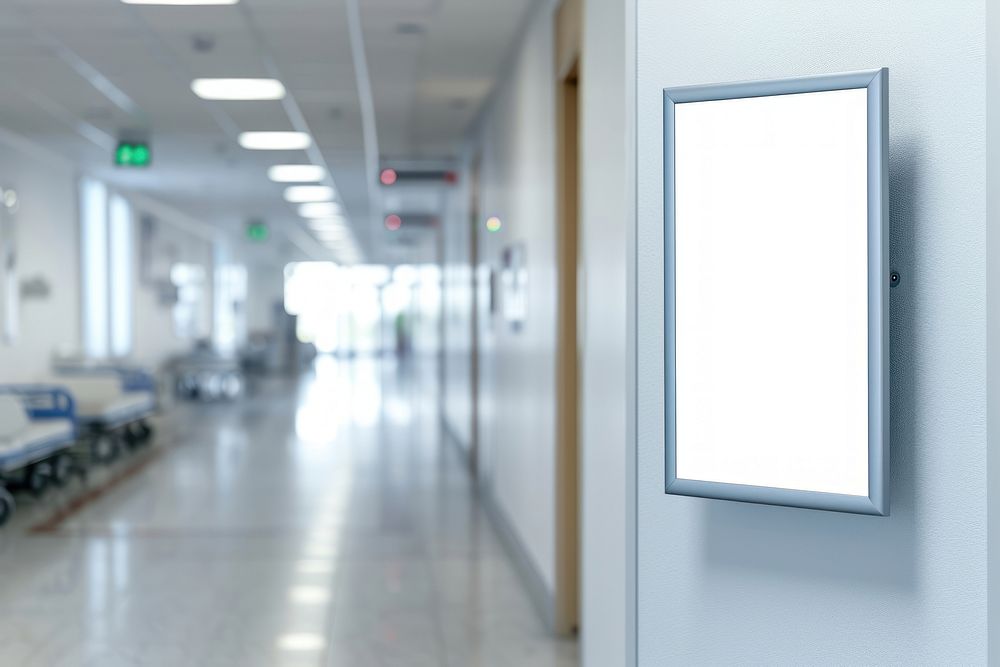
[91,434,121,465]
[51,454,75,488]
[0,488,14,526]
[26,463,51,497]
[132,421,153,445]
[222,374,242,400]
[123,428,140,451]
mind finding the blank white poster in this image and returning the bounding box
[673,88,870,497]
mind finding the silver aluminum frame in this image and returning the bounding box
[663,69,889,516]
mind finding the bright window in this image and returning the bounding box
[80,179,109,359]
[213,243,248,354]
[171,263,207,339]
[109,194,133,357]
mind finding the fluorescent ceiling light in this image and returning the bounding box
[310,230,348,239]
[299,202,343,218]
[314,229,350,239]
[288,586,331,605]
[297,560,334,575]
[268,165,326,183]
[191,78,285,101]
[312,232,348,241]
[277,633,326,652]
[123,0,238,4]
[284,186,336,203]
[307,218,347,229]
[312,224,348,234]
[238,132,311,151]
[316,235,350,244]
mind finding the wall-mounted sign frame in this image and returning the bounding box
[663,69,889,515]
[501,243,527,332]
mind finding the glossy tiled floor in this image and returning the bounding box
[0,356,578,667]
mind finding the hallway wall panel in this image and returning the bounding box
[442,170,476,456]
[579,0,631,661]
[636,1,988,663]
[0,131,220,380]
[0,142,80,382]
[131,220,215,368]
[444,0,561,601]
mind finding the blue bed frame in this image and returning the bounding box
[0,385,78,472]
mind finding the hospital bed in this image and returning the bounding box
[49,375,157,464]
[52,357,158,394]
[0,385,80,524]
[169,352,243,402]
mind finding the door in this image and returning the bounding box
[555,0,582,636]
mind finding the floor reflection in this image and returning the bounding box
[0,355,577,667]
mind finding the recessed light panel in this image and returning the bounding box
[309,229,347,239]
[299,202,343,218]
[284,186,336,203]
[191,78,285,101]
[276,633,326,652]
[310,225,348,237]
[238,132,311,151]
[307,217,346,229]
[268,165,326,183]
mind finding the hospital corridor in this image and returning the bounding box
[0,0,627,664]
[0,0,998,666]
[0,356,577,666]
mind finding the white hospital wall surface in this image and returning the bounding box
[580,0,630,663]
[445,3,635,656]
[0,141,81,382]
[441,166,476,456]
[131,224,215,368]
[477,0,560,598]
[443,0,561,601]
[989,0,1000,657]
[246,262,285,336]
[0,130,221,377]
[636,1,987,664]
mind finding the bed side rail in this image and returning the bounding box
[0,384,78,427]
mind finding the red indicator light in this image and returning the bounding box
[380,168,398,186]
[384,214,402,231]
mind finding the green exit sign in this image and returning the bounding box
[246,221,269,242]
[115,142,151,167]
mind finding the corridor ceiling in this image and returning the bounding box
[0,0,533,263]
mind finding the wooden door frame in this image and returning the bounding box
[554,0,582,637]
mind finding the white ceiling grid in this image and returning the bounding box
[0,0,534,264]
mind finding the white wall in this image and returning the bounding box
[443,3,634,662]
[441,171,476,454]
[636,1,988,664]
[0,129,227,379]
[478,2,560,593]
[580,0,631,663]
[246,260,285,336]
[131,213,215,368]
[988,0,1000,660]
[443,0,561,600]
[0,137,80,382]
